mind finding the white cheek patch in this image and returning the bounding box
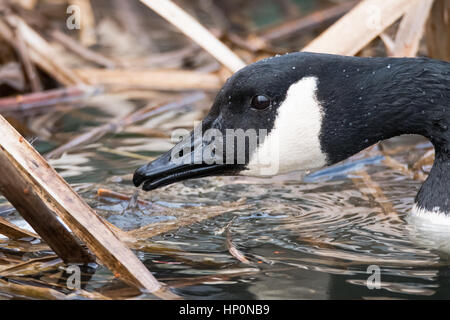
[243,76,327,177]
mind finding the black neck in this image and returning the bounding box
[311,55,449,213]
[416,151,450,213]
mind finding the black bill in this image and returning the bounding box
[133,129,243,191]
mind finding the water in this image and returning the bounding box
[2,0,447,300]
[1,101,449,300]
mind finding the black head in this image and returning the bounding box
[134,52,450,193]
[133,53,318,191]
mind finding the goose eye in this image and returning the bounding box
[250,95,271,110]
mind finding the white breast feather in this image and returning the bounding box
[409,204,450,227]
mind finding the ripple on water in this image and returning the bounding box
[82,161,450,299]
[3,133,449,299]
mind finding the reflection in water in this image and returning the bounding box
[1,107,449,300]
[85,146,450,299]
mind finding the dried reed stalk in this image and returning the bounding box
[0,14,86,85]
[391,0,434,57]
[73,69,222,91]
[303,0,417,55]
[426,0,450,61]
[46,92,204,159]
[140,0,246,72]
[0,115,166,294]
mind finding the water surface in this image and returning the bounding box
[1,101,449,300]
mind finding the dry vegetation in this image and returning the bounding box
[0,0,448,299]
